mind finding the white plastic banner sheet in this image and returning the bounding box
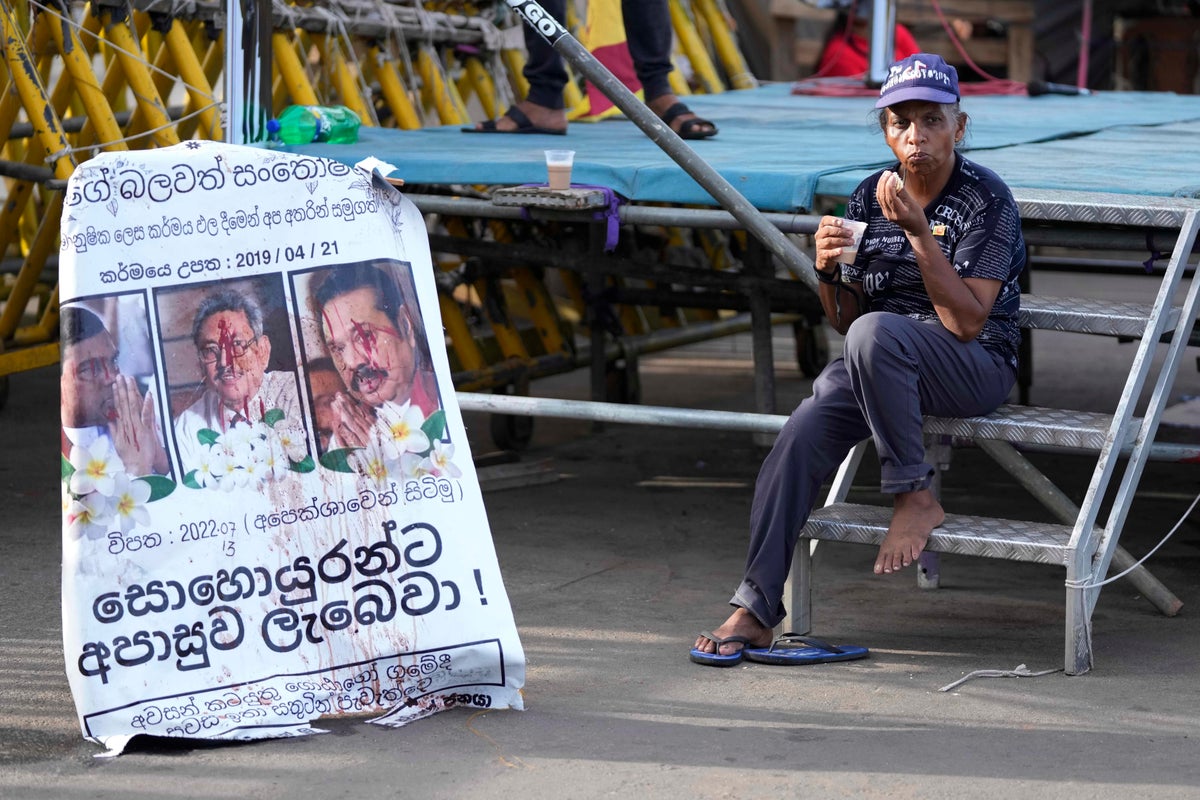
[58,141,525,754]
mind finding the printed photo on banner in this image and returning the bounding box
[153,275,312,489]
[291,259,450,482]
[61,294,172,540]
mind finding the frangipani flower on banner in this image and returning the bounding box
[110,473,151,533]
[61,438,161,541]
[378,401,431,455]
[352,436,400,489]
[320,402,452,482]
[424,440,462,479]
[66,487,113,541]
[68,439,123,497]
[192,445,227,489]
[184,410,316,491]
[274,423,309,462]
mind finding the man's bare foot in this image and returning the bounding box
[473,100,567,133]
[646,93,717,138]
[692,607,773,657]
[874,488,944,575]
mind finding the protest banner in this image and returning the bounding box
[58,141,525,754]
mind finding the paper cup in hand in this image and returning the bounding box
[834,219,867,265]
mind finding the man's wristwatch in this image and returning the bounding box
[814,264,842,285]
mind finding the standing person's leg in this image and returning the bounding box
[621,0,718,139]
[842,313,1015,574]
[522,0,569,110]
[466,0,568,133]
[694,360,870,657]
[622,0,673,101]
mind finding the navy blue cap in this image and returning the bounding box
[875,53,960,108]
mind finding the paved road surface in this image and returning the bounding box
[2,272,1199,799]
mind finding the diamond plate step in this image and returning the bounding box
[801,503,1078,566]
[924,404,1140,451]
[1021,295,1180,337]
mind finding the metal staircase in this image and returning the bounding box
[788,192,1200,675]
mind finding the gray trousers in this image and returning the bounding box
[732,312,1016,628]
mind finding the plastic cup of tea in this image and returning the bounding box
[834,219,868,264]
[545,149,575,190]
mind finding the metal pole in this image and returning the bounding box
[409,193,1199,256]
[224,0,271,144]
[223,0,243,143]
[501,0,819,295]
[411,192,823,234]
[457,392,787,433]
[867,0,896,87]
[977,439,1182,617]
[457,392,1200,465]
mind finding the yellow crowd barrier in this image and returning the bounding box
[1,0,762,440]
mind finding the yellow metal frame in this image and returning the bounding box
[0,0,762,404]
[368,42,422,129]
[692,0,757,91]
[669,0,725,94]
[1,0,73,375]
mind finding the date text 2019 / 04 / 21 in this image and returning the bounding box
[235,240,340,270]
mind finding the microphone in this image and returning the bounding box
[1027,80,1092,97]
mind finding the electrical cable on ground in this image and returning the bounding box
[939,664,1062,692]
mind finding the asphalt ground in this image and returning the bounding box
[2,270,1200,799]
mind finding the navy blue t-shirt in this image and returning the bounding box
[841,155,1024,371]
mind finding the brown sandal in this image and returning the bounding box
[462,106,567,136]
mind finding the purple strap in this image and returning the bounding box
[1142,231,1163,274]
[517,183,625,252]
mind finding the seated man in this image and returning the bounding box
[692,54,1024,666]
[312,263,439,451]
[61,304,169,477]
[173,289,302,472]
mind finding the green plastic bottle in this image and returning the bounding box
[270,105,361,144]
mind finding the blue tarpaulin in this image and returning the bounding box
[285,83,1200,211]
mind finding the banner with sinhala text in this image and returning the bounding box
[58,141,525,755]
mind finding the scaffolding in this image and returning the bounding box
[0,0,763,412]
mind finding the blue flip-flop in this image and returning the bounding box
[743,633,869,666]
[689,631,754,667]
